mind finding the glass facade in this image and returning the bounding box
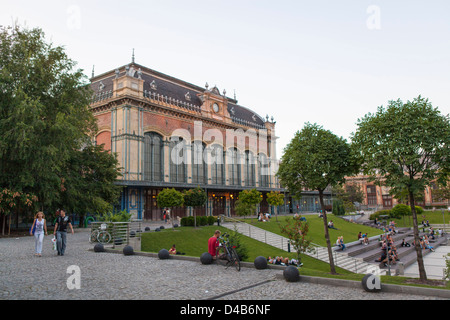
[143,132,163,182]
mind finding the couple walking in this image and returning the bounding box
[30,209,74,257]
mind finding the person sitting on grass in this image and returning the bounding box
[328,220,338,230]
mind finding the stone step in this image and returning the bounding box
[221,221,372,274]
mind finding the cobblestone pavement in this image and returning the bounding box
[0,229,447,301]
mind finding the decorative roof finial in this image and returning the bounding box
[234,89,236,100]
[91,65,95,78]
[132,48,135,63]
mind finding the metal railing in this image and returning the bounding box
[219,215,374,274]
[89,220,142,248]
[220,215,321,253]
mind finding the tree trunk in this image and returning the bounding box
[319,189,336,274]
[1,214,5,236]
[408,190,427,281]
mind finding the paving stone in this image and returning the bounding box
[0,228,447,300]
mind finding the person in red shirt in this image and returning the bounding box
[208,230,221,258]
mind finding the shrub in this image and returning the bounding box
[181,216,194,227]
[390,204,411,218]
[207,216,216,225]
[415,206,424,215]
[97,210,131,222]
[228,228,249,261]
[332,199,345,215]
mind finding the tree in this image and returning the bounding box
[266,191,284,222]
[0,189,37,235]
[332,184,365,214]
[277,123,360,274]
[279,215,313,266]
[234,189,262,222]
[60,143,122,225]
[0,25,97,215]
[183,187,207,228]
[157,188,184,228]
[352,96,450,281]
[431,182,450,203]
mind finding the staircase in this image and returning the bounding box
[220,216,386,275]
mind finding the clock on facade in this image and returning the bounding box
[212,103,219,113]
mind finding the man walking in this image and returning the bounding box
[53,209,74,256]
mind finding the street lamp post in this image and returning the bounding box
[442,209,446,235]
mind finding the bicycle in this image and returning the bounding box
[215,232,241,271]
[89,223,112,244]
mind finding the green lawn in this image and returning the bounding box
[141,225,352,275]
[139,216,450,290]
[386,210,450,228]
[239,214,384,246]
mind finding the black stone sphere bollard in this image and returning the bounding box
[123,245,134,256]
[130,231,136,238]
[94,243,104,253]
[283,266,300,282]
[160,226,165,230]
[200,252,213,265]
[145,227,151,231]
[155,228,160,232]
[114,237,123,246]
[362,273,382,292]
[173,223,179,228]
[254,256,268,270]
[158,249,170,260]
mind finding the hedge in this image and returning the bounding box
[180,215,217,227]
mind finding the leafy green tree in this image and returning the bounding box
[0,189,38,235]
[234,199,254,219]
[332,199,346,215]
[352,96,450,281]
[157,188,184,228]
[279,215,313,266]
[0,25,97,214]
[183,187,207,228]
[266,191,285,221]
[277,123,360,274]
[61,144,122,225]
[235,189,262,222]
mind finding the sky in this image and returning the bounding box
[1,0,449,158]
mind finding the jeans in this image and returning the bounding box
[56,231,67,255]
[34,233,44,254]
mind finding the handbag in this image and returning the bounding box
[30,219,36,235]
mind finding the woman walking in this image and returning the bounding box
[30,211,47,256]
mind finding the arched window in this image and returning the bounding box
[227,148,241,186]
[192,141,207,184]
[144,132,163,182]
[244,150,255,186]
[210,144,224,185]
[169,136,187,183]
[258,153,269,187]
